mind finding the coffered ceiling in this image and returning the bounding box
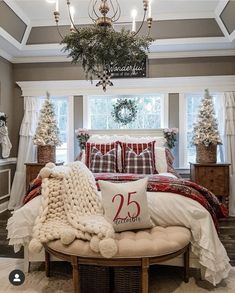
[0,0,235,63]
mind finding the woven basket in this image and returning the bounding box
[196,144,217,163]
[80,265,110,293]
[37,145,56,164]
[114,267,141,293]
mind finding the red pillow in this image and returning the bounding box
[85,142,117,169]
[119,141,157,173]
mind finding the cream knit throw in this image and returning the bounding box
[29,161,117,258]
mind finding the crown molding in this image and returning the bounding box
[16,75,235,97]
[0,47,13,62]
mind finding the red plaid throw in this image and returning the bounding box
[90,147,117,173]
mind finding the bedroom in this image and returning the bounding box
[0,0,235,292]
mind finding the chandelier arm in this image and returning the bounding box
[132,9,147,37]
[56,23,65,40]
[67,2,80,34]
[111,0,121,22]
[92,0,100,19]
[88,0,98,22]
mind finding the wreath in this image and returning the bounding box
[111,99,137,125]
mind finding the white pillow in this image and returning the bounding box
[154,147,168,173]
[99,178,152,232]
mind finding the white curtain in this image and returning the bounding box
[8,97,40,210]
[223,92,235,216]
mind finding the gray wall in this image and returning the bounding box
[10,55,235,165]
[0,57,22,159]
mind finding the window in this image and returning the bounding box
[86,94,166,129]
[39,97,69,163]
[181,93,224,167]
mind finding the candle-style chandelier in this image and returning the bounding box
[51,0,153,91]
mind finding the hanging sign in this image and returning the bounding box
[108,59,147,78]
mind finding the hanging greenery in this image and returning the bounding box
[111,98,138,125]
[62,26,152,81]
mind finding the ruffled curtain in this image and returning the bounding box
[223,92,235,216]
[8,97,40,210]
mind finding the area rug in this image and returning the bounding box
[0,258,235,293]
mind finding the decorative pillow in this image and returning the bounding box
[124,147,155,174]
[99,178,152,232]
[85,142,117,169]
[165,148,180,178]
[119,141,157,173]
[90,147,117,173]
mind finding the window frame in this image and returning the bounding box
[83,93,169,130]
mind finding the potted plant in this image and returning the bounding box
[192,89,222,163]
[33,92,61,163]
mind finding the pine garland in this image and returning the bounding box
[62,26,152,81]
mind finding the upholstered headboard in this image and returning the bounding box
[87,129,164,137]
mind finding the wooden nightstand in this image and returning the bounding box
[190,162,230,208]
[25,162,63,188]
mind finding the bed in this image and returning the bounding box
[7,130,231,286]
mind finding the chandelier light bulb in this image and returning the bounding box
[46,0,56,3]
[70,6,75,29]
[55,0,59,12]
[148,0,152,18]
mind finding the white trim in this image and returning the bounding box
[0,27,22,49]
[67,96,74,162]
[16,76,235,97]
[0,47,13,62]
[83,95,88,129]
[152,37,228,46]
[178,93,187,168]
[162,93,169,128]
[4,0,31,27]
[148,49,235,59]
[214,0,233,41]
[88,129,164,137]
[0,169,11,200]
[0,157,17,166]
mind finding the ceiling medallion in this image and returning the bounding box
[52,0,153,91]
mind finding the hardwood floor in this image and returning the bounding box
[0,210,234,264]
[219,217,235,265]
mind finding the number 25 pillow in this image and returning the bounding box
[99,178,152,232]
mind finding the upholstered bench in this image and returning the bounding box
[44,226,191,293]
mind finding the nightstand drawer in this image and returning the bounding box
[190,162,230,207]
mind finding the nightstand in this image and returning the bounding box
[25,162,63,188]
[190,162,230,208]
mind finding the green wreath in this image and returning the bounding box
[111,99,137,125]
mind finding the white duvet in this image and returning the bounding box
[7,191,231,286]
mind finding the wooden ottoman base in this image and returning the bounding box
[44,243,190,293]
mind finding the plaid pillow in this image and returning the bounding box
[85,142,117,169]
[90,147,117,173]
[124,147,155,174]
[119,141,157,173]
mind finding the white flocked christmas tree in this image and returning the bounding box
[192,89,222,147]
[33,92,61,146]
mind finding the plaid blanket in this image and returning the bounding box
[23,173,228,229]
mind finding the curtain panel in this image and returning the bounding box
[8,97,40,210]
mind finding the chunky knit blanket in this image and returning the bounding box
[29,161,117,258]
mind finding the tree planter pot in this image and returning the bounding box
[196,144,217,163]
[37,145,56,164]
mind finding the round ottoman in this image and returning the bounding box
[44,226,191,293]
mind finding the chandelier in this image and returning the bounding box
[51,0,153,91]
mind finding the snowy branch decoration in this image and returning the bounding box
[33,92,62,146]
[192,89,222,147]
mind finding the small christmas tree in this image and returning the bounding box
[192,89,222,147]
[33,92,61,146]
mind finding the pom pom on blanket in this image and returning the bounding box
[29,161,117,258]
